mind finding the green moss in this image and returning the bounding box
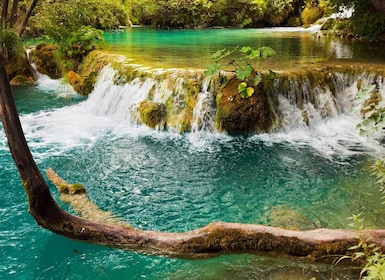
[302,5,324,25]
[58,182,86,195]
[31,44,63,79]
[138,100,166,129]
[78,51,112,77]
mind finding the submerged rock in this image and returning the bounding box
[215,77,274,134]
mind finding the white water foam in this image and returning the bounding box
[10,65,385,161]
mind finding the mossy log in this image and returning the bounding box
[45,171,385,260]
[2,52,385,261]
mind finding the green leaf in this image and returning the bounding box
[211,48,235,61]
[238,82,247,92]
[204,62,220,78]
[246,87,254,98]
[238,82,254,98]
[245,49,261,59]
[259,46,276,58]
[240,46,252,53]
[252,74,262,87]
[268,70,278,79]
[236,65,252,80]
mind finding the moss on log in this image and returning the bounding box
[45,168,385,260]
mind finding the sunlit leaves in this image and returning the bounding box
[236,65,252,81]
[0,27,24,59]
[205,45,276,98]
[353,84,385,137]
[204,62,220,78]
[238,82,254,98]
[259,46,276,58]
[348,82,385,279]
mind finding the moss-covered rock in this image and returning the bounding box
[139,100,166,129]
[68,70,98,96]
[215,78,274,134]
[301,4,324,25]
[5,52,36,85]
[10,75,35,86]
[31,44,63,79]
[68,51,113,95]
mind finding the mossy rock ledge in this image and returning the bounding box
[6,53,35,86]
[139,100,166,129]
[31,44,63,79]
[215,78,274,134]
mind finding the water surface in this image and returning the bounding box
[1,74,384,279]
[103,27,385,69]
[2,28,385,279]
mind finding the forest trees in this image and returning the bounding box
[1,0,38,36]
[128,0,305,28]
[330,0,385,40]
[31,0,129,70]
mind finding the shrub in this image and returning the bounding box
[302,4,324,25]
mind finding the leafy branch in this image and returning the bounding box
[353,84,385,137]
[338,213,385,280]
[205,46,276,98]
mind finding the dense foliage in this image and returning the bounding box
[30,0,129,70]
[127,0,305,28]
[205,46,276,98]
[32,0,128,33]
[0,27,24,60]
[330,0,385,40]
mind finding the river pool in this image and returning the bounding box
[1,28,385,279]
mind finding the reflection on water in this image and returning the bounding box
[103,27,385,69]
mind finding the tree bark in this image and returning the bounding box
[369,0,385,17]
[2,50,385,260]
[1,0,9,24]
[17,0,38,36]
[9,0,19,28]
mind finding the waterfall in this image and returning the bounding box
[267,69,385,132]
[68,64,385,136]
[19,63,385,159]
[190,79,216,133]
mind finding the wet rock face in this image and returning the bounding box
[215,78,274,134]
[6,54,36,86]
[31,44,63,79]
[139,100,166,129]
[68,70,97,96]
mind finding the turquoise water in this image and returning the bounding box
[2,28,385,279]
[103,27,385,69]
[1,77,385,279]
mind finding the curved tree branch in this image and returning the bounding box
[1,51,385,260]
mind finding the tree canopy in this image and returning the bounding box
[127,0,304,28]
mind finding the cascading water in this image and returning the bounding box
[19,63,385,160]
[3,61,385,279]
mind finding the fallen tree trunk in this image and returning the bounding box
[1,51,385,261]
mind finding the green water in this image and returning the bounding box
[103,27,385,69]
[2,28,385,279]
[1,80,384,279]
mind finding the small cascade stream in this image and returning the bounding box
[17,63,385,161]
